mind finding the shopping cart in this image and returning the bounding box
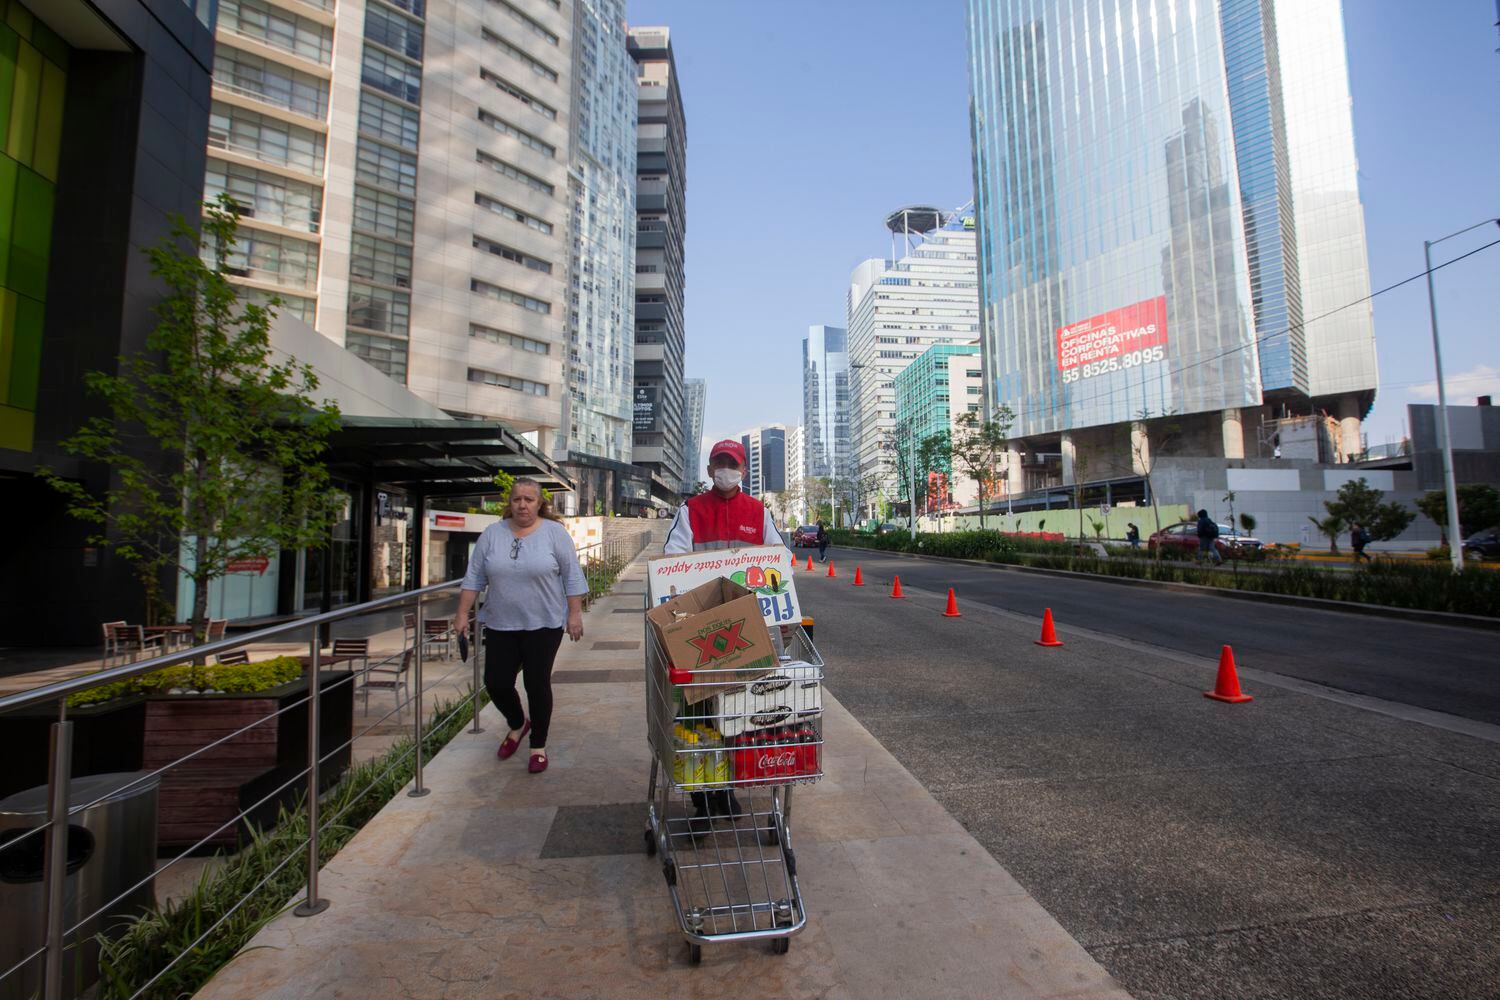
[644,616,824,963]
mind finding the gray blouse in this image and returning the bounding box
[461,519,589,631]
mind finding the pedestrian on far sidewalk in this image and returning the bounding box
[456,477,587,775]
[1125,523,1141,549]
[1351,522,1372,564]
[1196,509,1222,565]
[816,521,830,563]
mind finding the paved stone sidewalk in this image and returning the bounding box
[195,554,1128,999]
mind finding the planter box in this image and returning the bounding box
[3,697,148,800]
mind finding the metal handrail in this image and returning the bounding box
[0,577,464,715]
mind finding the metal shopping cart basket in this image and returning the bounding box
[644,617,824,964]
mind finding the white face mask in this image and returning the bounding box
[712,468,743,491]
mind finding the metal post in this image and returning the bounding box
[909,423,918,540]
[294,629,329,916]
[1425,238,1465,573]
[409,595,430,797]
[42,719,72,1000]
[468,607,484,735]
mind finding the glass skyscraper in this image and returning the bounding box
[802,325,850,481]
[966,0,1377,458]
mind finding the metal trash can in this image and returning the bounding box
[0,772,159,1000]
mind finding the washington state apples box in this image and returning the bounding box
[645,577,778,706]
[646,546,801,626]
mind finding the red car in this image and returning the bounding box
[1147,521,1262,560]
[792,525,820,547]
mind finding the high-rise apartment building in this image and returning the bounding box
[966,0,1378,482]
[560,0,636,463]
[682,376,705,487]
[627,26,687,490]
[894,343,981,509]
[847,213,979,515]
[802,325,850,482]
[739,424,786,496]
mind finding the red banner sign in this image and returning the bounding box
[434,514,466,529]
[226,555,270,576]
[1056,296,1168,371]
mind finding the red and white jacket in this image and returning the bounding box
[664,489,788,554]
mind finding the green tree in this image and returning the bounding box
[1308,513,1347,554]
[951,405,1015,531]
[1324,477,1415,543]
[42,198,341,639]
[1416,484,1500,544]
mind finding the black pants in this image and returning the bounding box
[484,627,564,748]
[817,541,829,562]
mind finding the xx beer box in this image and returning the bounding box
[645,577,778,706]
[716,662,822,738]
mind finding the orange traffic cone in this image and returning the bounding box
[1034,608,1064,647]
[943,588,962,617]
[852,566,865,586]
[1204,645,1254,703]
[827,560,837,578]
[806,555,814,571]
[890,576,905,599]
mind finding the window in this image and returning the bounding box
[475,150,553,195]
[214,49,329,118]
[363,47,421,105]
[470,322,550,354]
[347,282,411,336]
[488,0,558,45]
[351,233,413,287]
[382,0,425,17]
[209,102,325,173]
[359,91,420,150]
[220,230,319,289]
[480,68,555,120]
[219,0,333,63]
[468,366,550,396]
[347,330,408,382]
[365,3,423,60]
[205,160,322,232]
[475,192,552,234]
[481,27,557,81]
[470,278,551,314]
[240,287,315,324]
[356,139,418,195]
[966,370,981,378]
[477,109,555,158]
[473,235,552,273]
[352,185,414,241]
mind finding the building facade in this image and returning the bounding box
[893,343,981,508]
[681,375,705,487]
[627,26,687,491]
[965,0,1378,492]
[847,218,979,515]
[802,324,850,482]
[739,423,786,496]
[559,0,636,463]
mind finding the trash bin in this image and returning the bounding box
[0,772,159,1000]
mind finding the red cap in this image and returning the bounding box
[708,439,747,466]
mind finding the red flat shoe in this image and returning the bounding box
[497,719,531,760]
[528,751,548,774]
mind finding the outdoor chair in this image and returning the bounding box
[423,618,453,660]
[361,648,412,723]
[112,624,164,664]
[214,649,250,666]
[100,620,127,667]
[331,637,370,678]
[403,612,417,651]
[206,619,228,644]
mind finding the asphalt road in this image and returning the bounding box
[809,546,1499,725]
[796,559,1500,999]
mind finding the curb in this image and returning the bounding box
[831,545,1500,633]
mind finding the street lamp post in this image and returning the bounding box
[1424,218,1500,573]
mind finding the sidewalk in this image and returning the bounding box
[194,552,1128,999]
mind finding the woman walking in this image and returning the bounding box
[456,478,587,773]
[816,521,830,563]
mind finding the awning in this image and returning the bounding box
[321,417,573,498]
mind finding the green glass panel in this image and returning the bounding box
[0,288,13,403]
[29,16,67,69]
[33,57,59,180]
[6,38,37,165]
[0,403,33,452]
[7,290,39,408]
[4,3,31,41]
[0,154,17,279]
[0,27,18,144]
[8,165,49,299]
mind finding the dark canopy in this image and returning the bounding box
[321,417,573,498]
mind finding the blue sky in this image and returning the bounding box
[626,0,1500,459]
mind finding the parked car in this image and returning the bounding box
[792,525,820,548]
[874,523,903,536]
[1147,521,1263,560]
[1464,527,1500,562]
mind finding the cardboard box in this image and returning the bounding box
[646,577,779,705]
[646,546,802,626]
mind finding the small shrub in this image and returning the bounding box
[1426,546,1451,562]
[67,655,306,708]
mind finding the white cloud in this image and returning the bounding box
[1406,363,1500,403]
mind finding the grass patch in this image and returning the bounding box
[94,690,488,999]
